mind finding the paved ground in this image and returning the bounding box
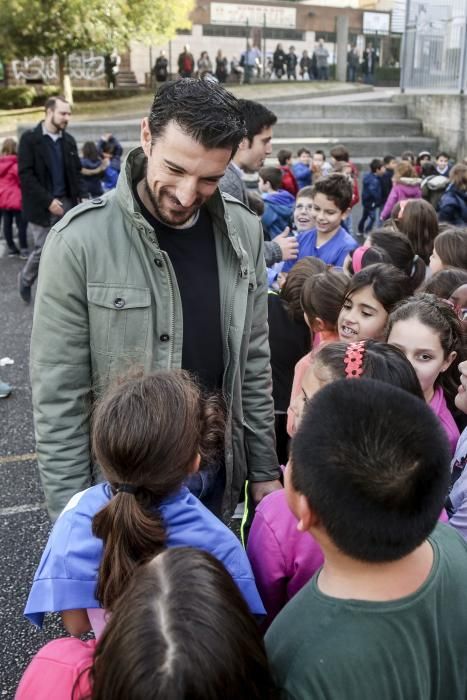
[0,251,66,698]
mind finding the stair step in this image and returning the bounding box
[270,135,438,158]
[263,102,408,120]
[272,119,422,138]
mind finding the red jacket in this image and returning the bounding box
[349,161,360,208]
[0,155,22,210]
[280,165,298,197]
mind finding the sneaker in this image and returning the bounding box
[8,248,20,257]
[0,381,12,398]
[18,271,31,304]
[19,249,29,260]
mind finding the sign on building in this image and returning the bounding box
[363,11,391,35]
[210,2,296,28]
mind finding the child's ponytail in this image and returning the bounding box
[93,488,165,610]
[90,370,225,611]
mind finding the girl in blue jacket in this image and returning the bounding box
[24,370,264,636]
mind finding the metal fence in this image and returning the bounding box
[401,0,467,92]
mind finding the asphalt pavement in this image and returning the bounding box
[0,246,64,698]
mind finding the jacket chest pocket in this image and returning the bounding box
[87,284,151,355]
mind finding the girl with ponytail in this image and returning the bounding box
[24,370,264,636]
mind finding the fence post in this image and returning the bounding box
[459,0,467,94]
[400,0,411,92]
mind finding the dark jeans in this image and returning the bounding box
[184,461,226,519]
[358,206,378,234]
[1,209,28,251]
[348,66,357,82]
[318,66,329,80]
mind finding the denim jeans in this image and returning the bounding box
[358,206,378,235]
[184,461,226,518]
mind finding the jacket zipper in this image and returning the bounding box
[165,253,176,368]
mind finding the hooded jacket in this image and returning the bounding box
[421,174,449,211]
[438,185,467,227]
[262,189,295,239]
[292,161,312,190]
[381,177,422,220]
[0,154,22,210]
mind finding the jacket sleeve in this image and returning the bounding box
[264,240,282,267]
[381,185,398,220]
[18,132,53,212]
[30,228,93,521]
[243,218,281,482]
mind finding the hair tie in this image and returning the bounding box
[116,483,138,495]
[344,341,366,378]
[410,254,419,278]
[352,246,370,274]
[397,199,410,219]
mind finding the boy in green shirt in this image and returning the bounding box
[266,378,467,699]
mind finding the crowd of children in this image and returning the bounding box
[9,134,467,698]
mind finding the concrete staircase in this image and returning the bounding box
[263,98,437,164]
[115,70,139,88]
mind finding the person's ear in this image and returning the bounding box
[441,351,457,373]
[341,207,352,220]
[295,493,320,533]
[189,453,201,474]
[140,117,152,157]
[237,136,249,152]
[311,317,326,333]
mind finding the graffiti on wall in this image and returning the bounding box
[11,51,105,82]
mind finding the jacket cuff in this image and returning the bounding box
[264,240,283,267]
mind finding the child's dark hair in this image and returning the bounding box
[315,340,424,400]
[301,269,347,329]
[389,198,439,263]
[297,147,311,157]
[346,245,391,275]
[370,158,383,173]
[311,173,352,212]
[101,141,115,157]
[369,228,426,292]
[282,256,327,322]
[345,263,413,313]
[91,370,225,611]
[330,144,350,162]
[387,293,466,405]
[401,150,415,164]
[89,548,277,700]
[314,149,326,159]
[436,151,450,161]
[422,268,467,299]
[383,154,395,166]
[433,227,467,270]
[291,379,450,562]
[422,161,437,177]
[259,166,282,191]
[82,141,99,160]
[277,149,292,166]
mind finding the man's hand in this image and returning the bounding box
[250,479,283,506]
[275,227,299,262]
[48,199,64,217]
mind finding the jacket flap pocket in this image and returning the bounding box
[87,284,150,309]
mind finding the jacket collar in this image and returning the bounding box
[116,147,244,259]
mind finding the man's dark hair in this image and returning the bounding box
[44,95,68,111]
[383,154,395,166]
[311,173,352,211]
[277,149,292,166]
[236,99,277,145]
[148,79,246,156]
[370,158,383,173]
[291,379,450,562]
[330,144,350,162]
[259,166,282,191]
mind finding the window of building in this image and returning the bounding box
[202,24,304,41]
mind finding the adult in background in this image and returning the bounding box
[286,46,298,80]
[240,42,261,84]
[197,51,213,79]
[178,45,195,78]
[300,50,313,80]
[30,80,281,522]
[347,46,360,82]
[215,50,229,83]
[273,44,286,79]
[362,42,378,84]
[219,99,298,268]
[314,38,330,80]
[153,50,169,83]
[17,96,86,304]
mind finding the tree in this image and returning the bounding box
[0,0,193,99]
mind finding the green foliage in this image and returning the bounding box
[0,0,194,61]
[375,66,400,85]
[72,87,146,101]
[0,86,36,109]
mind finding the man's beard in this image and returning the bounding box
[144,177,200,226]
[51,115,66,132]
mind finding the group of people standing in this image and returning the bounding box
[272,38,330,81]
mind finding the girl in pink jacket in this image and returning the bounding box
[0,138,28,257]
[380,161,422,220]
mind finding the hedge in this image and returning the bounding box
[0,86,37,109]
[0,85,148,110]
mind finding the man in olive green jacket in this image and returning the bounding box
[30,80,281,521]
